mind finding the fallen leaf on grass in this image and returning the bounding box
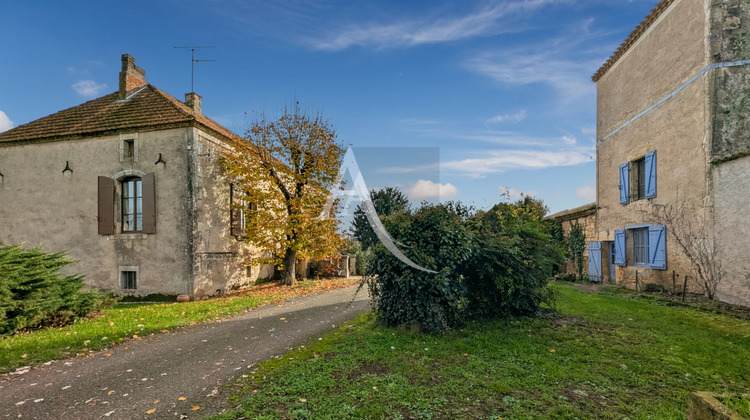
[108,391,115,396]
[105,354,111,357]
[192,405,200,411]
[549,349,556,353]
[146,408,156,414]
[153,400,160,404]
[178,397,186,401]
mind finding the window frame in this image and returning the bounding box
[631,227,649,266]
[634,157,646,201]
[121,270,137,290]
[121,176,143,233]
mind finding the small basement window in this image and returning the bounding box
[246,266,252,278]
[121,270,137,290]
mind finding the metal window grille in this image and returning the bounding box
[121,271,137,289]
[632,227,649,265]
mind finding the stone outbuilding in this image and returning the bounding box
[0,54,273,299]
[552,0,750,305]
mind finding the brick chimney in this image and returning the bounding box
[185,92,202,114]
[119,54,147,99]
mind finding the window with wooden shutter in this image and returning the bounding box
[644,150,656,199]
[614,229,626,266]
[619,163,629,204]
[648,224,666,269]
[98,176,115,235]
[142,172,156,233]
[230,184,243,237]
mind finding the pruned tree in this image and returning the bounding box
[222,102,345,286]
[651,202,725,300]
[350,187,410,250]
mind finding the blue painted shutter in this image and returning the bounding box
[619,163,630,204]
[614,229,626,266]
[588,241,602,282]
[644,151,656,199]
[649,225,666,269]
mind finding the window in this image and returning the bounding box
[122,177,143,232]
[99,173,155,235]
[121,271,137,289]
[246,266,252,278]
[619,150,656,204]
[634,157,646,200]
[632,227,649,265]
[231,184,256,237]
[124,139,135,159]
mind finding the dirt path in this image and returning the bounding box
[0,285,370,419]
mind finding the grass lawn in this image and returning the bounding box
[0,278,358,374]
[215,283,750,419]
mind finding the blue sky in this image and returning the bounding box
[0,0,658,215]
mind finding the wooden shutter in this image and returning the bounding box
[614,229,626,266]
[142,172,156,234]
[230,183,242,237]
[619,163,630,204]
[587,241,602,282]
[644,150,656,199]
[97,176,115,235]
[648,225,666,269]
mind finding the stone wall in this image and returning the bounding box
[0,127,192,296]
[595,0,709,291]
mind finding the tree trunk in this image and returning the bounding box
[279,248,297,286]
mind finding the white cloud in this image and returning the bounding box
[408,179,458,200]
[0,111,13,133]
[487,109,526,125]
[72,80,108,97]
[307,0,555,51]
[562,135,577,145]
[443,148,593,177]
[498,186,540,201]
[576,185,596,201]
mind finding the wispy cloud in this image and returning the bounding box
[443,147,593,177]
[373,162,440,174]
[72,80,108,97]
[561,135,577,145]
[408,179,458,200]
[464,19,613,104]
[576,184,596,201]
[306,0,557,51]
[487,109,526,125]
[0,111,13,133]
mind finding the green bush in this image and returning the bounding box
[462,197,562,318]
[0,245,111,335]
[366,197,565,334]
[367,203,471,334]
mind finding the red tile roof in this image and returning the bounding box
[592,0,676,82]
[0,85,242,144]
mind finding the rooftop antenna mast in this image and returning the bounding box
[173,46,216,92]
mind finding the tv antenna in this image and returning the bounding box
[173,46,216,93]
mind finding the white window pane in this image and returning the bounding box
[136,215,142,231]
[136,180,142,197]
[136,197,142,213]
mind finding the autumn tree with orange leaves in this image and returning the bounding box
[222,102,345,286]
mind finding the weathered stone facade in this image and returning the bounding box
[546,203,597,279]
[0,55,270,299]
[588,0,750,304]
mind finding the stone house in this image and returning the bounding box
[0,54,274,299]
[552,0,750,306]
[545,202,597,278]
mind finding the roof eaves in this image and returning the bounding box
[592,0,676,82]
